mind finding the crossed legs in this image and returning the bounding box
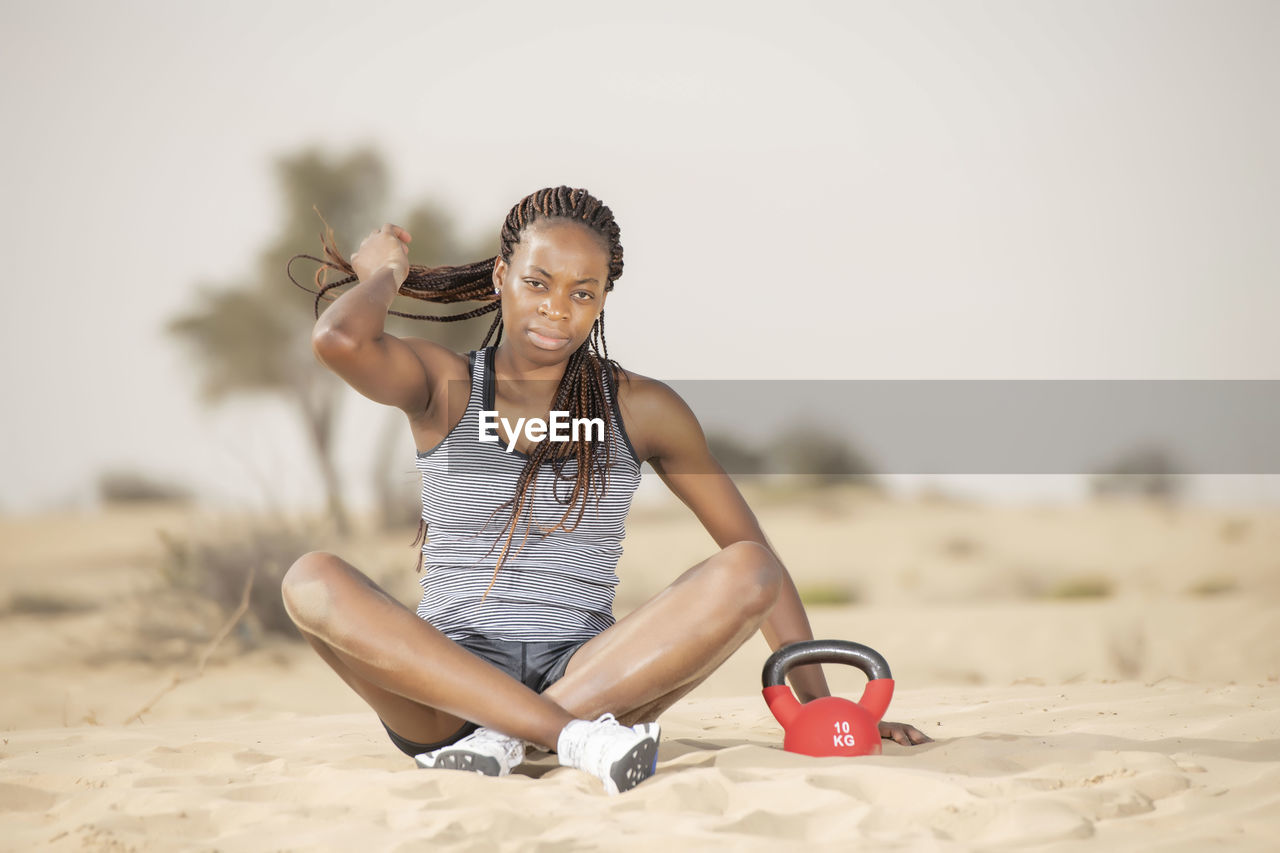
[281,541,783,751]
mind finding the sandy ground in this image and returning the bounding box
[1,492,1278,850]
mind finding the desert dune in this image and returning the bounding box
[2,490,1278,850]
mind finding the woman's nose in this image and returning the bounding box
[538,293,569,318]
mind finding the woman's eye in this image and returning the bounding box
[523,280,593,300]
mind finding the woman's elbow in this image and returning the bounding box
[311,325,361,361]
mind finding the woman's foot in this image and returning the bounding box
[415,726,525,776]
[557,713,661,795]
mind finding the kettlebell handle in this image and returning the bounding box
[761,640,892,688]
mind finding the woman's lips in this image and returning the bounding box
[527,328,570,349]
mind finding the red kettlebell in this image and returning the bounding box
[762,640,895,757]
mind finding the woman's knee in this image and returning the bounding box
[280,551,348,631]
[707,541,784,615]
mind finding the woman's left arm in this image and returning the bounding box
[629,380,831,702]
[626,378,933,745]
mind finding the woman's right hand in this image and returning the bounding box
[350,223,412,287]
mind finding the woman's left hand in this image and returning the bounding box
[879,720,933,745]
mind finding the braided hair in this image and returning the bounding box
[288,186,628,598]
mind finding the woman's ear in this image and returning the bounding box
[492,258,506,293]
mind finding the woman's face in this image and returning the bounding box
[493,219,610,363]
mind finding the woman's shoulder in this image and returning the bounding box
[606,363,691,427]
[610,364,675,409]
[609,364,704,457]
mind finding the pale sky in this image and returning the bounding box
[2,0,1277,514]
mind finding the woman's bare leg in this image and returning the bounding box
[280,551,575,750]
[541,540,784,727]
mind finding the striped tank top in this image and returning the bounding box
[414,346,643,642]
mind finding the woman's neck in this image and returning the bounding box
[492,342,569,403]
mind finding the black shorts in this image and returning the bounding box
[381,634,592,757]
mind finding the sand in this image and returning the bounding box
[2,494,1279,850]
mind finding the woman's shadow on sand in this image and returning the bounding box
[518,731,1280,779]
[517,733,947,778]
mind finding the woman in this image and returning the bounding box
[282,186,930,796]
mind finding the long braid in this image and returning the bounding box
[287,187,628,594]
[286,207,503,324]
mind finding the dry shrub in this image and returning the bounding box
[98,468,193,504]
[772,423,880,489]
[1188,575,1238,596]
[155,515,329,642]
[2,591,95,616]
[940,534,982,559]
[798,581,861,606]
[1107,624,1145,679]
[1045,574,1114,599]
[705,431,767,475]
[1089,445,1185,501]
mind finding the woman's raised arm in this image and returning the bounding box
[311,224,453,416]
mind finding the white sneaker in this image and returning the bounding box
[415,726,525,776]
[557,713,661,795]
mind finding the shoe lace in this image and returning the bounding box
[466,727,524,763]
[574,713,634,775]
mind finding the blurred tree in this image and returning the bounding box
[168,147,388,535]
[773,422,880,489]
[168,146,495,535]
